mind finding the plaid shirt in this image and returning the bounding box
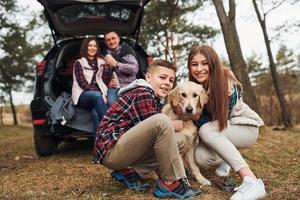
[74,58,99,91]
[94,86,162,163]
[74,58,112,91]
[102,66,113,86]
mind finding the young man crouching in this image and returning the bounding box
[94,59,201,198]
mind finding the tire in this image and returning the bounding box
[34,129,58,156]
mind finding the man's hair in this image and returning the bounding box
[104,31,120,38]
[147,59,176,73]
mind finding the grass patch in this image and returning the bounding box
[0,125,299,199]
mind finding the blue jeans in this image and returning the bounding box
[107,88,119,107]
[77,91,108,137]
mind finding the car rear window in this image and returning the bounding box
[56,4,131,24]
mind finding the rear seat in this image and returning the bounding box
[54,57,77,96]
[57,58,76,76]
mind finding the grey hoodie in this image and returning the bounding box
[118,79,153,96]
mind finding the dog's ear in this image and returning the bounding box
[197,86,209,110]
[168,86,180,106]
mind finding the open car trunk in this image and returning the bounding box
[45,38,148,134]
[37,0,150,43]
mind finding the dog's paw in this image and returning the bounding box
[196,177,211,186]
[139,170,158,180]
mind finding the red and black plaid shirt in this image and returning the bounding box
[94,86,162,163]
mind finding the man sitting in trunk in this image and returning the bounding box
[101,31,139,106]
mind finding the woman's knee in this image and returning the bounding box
[198,124,217,145]
[91,92,105,104]
[91,91,103,99]
[194,146,213,169]
[245,126,259,146]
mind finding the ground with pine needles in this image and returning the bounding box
[0,125,299,200]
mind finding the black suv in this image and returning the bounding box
[31,0,151,156]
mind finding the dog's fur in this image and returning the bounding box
[162,81,211,185]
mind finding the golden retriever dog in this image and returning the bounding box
[162,81,211,185]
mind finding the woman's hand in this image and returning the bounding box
[192,112,201,121]
[173,120,184,132]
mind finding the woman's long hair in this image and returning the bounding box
[188,45,241,131]
[79,37,101,59]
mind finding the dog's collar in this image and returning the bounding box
[179,114,194,121]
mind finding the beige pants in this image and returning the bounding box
[195,121,259,172]
[102,114,186,181]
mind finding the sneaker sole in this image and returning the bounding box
[111,171,149,191]
[153,188,201,199]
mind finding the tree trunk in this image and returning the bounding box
[212,0,259,113]
[252,0,292,127]
[8,89,18,125]
[0,104,3,125]
[170,32,177,67]
[164,30,169,61]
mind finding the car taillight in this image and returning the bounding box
[36,60,46,76]
[32,119,46,125]
[147,56,153,65]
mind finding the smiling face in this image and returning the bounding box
[104,31,120,51]
[145,66,175,97]
[87,40,98,59]
[189,53,210,84]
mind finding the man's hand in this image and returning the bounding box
[104,54,118,67]
[108,79,118,88]
[173,105,182,115]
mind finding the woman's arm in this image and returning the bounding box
[74,61,94,90]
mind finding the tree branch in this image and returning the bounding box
[265,0,287,15]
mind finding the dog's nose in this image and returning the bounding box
[185,106,193,114]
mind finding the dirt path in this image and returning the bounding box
[0,125,299,199]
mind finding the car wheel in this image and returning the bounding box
[34,129,58,156]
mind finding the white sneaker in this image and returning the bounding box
[230,176,266,200]
[215,162,231,177]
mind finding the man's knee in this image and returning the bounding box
[175,133,186,154]
[152,113,172,127]
[149,114,174,136]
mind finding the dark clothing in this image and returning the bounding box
[194,106,212,128]
[102,42,137,63]
[102,42,139,87]
[194,86,241,128]
[77,91,108,137]
[102,66,112,86]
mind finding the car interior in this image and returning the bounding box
[54,41,81,97]
[52,38,147,98]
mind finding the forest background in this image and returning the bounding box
[1,1,300,199]
[0,0,300,127]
